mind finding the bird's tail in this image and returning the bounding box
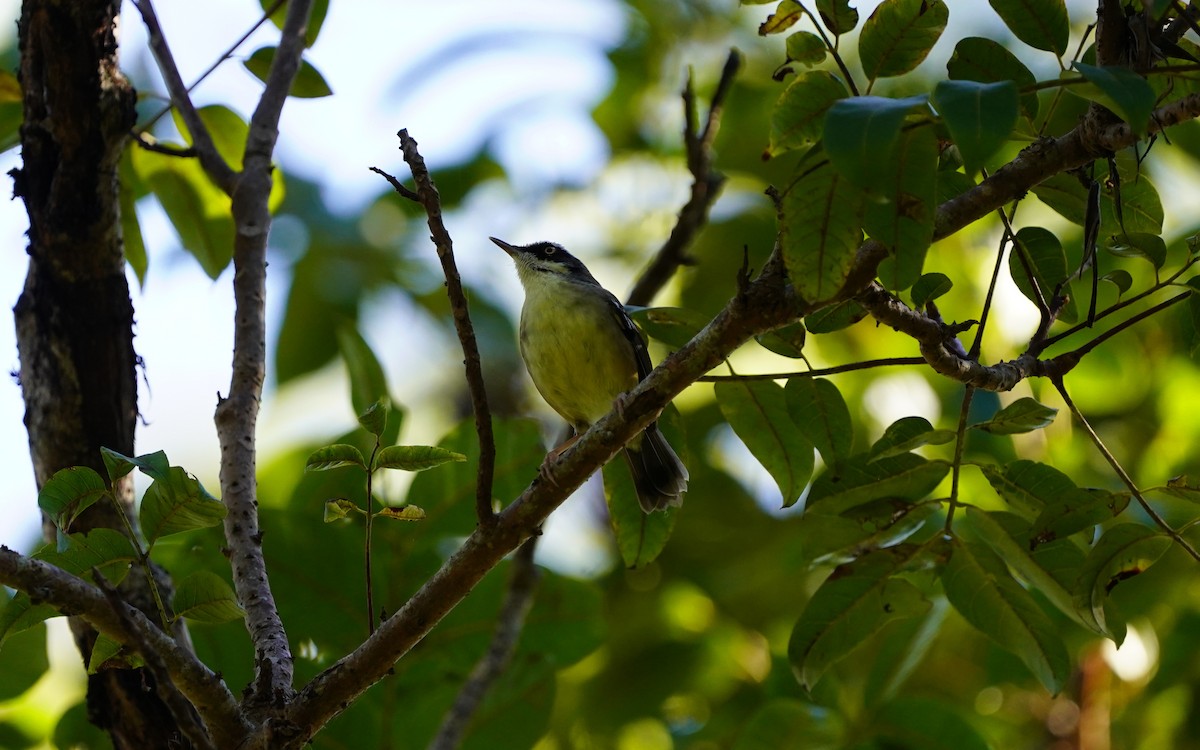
[623,423,689,513]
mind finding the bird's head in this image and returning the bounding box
[490,237,596,286]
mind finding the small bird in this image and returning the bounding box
[491,236,688,512]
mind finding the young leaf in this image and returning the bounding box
[759,0,803,35]
[172,571,246,625]
[87,633,142,674]
[375,505,427,521]
[768,70,849,157]
[806,454,949,516]
[138,467,226,547]
[374,445,466,472]
[946,36,1039,120]
[785,31,827,67]
[784,378,853,469]
[716,380,814,506]
[869,416,955,461]
[1074,524,1171,640]
[37,467,108,531]
[858,0,949,81]
[989,0,1069,55]
[46,529,138,587]
[910,273,953,309]
[942,540,1070,693]
[788,546,930,689]
[357,399,388,437]
[816,0,858,35]
[1073,63,1155,134]
[100,447,170,484]
[931,80,1018,174]
[780,164,865,303]
[305,444,367,472]
[1148,475,1200,503]
[971,397,1058,435]
[243,47,332,98]
[323,498,361,522]
[824,95,928,188]
[0,593,57,648]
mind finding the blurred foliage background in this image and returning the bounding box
[5,0,1200,748]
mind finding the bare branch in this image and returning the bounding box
[626,49,739,307]
[214,0,314,713]
[0,547,248,747]
[133,0,237,193]
[385,130,498,526]
[428,539,541,750]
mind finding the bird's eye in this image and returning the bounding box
[544,246,557,256]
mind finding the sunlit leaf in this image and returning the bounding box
[172,571,246,624]
[717,380,814,506]
[375,505,427,521]
[768,71,849,157]
[971,397,1058,435]
[943,539,1070,693]
[858,0,948,81]
[978,459,1082,516]
[138,467,226,547]
[374,445,466,472]
[788,546,930,689]
[759,0,803,34]
[989,0,1069,55]
[37,467,108,531]
[784,377,853,469]
[323,498,361,522]
[1030,488,1128,548]
[780,164,864,303]
[305,444,367,472]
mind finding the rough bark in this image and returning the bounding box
[11,1,187,746]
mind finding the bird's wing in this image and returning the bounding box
[604,291,654,381]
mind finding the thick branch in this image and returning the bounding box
[0,547,248,747]
[133,0,237,193]
[213,0,314,713]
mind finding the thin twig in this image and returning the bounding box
[427,538,541,750]
[389,130,497,525]
[699,356,924,382]
[1051,378,1200,562]
[626,49,739,307]
[133,0,237,193]
[94,573,218,750]
[943,387,975,533]
[1057,291,1190,365]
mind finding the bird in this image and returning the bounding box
[491,236,688,512]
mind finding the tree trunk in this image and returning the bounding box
[12,1,187,746]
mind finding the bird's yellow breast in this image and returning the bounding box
[518,277,637,430]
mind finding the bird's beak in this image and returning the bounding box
[489,236,517,257]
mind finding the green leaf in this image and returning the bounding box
[0,592,56,648]
[1073,62,1155,134]
[932,80,1018,174]
[804,299,868,333]
[870,416,955,461]
[374,445,466,472]
[1009,226,1078,323]
[1074,524,1171,640]
[243,47,332,98]
[87,633,143,674]
[978,459,1081,515]
[45,529,138,587]
[37,467,108,531]
[865,126,938,291]
[806,453,949,515]
[989,0,1069,55]
[717,380,814,506]
[910,273,953,309]
[1149,474,1200,503]
[1031,488,1129,547]
[305,444,367,472]
[357,399,388,437]
[323,498,361,522]
[824,95,928,188]
[795,501,937,567]
[874,696,992,750]
[337,325,390,425]
[118,149,147,285]
[172,571,246,624]
[100,447,170,484]
[755,321,807,358]
[375,505,427,521]
[785,31,827,67]
[971,397,1058,435]
[604,454,678,568]
[942,540,1071,693]
[816,0,858,35]
[863,601,949,707]
[138,467,226,547]
[858,0,948,81]
[758,0,803,35]
[131,146,234,279]
[626,306,709,350]
[260,0,330,47]
[962,507,1093,632]
[1031,172,1089,225]
[946,36,1039,120]
[780,164,864,303]
[0,623,48,698]
[1101,269,1133,296]
[784,378,853,469]
[733,700,843,750]
[768,71,849,157]
[1106,231,1166,269]
[788,546,930,689]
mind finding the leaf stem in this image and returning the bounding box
[365,439,380,637]
[943,386,975,534]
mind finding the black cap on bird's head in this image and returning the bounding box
[490,236,595,281]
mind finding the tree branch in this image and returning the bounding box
[213,0,313,714]
[626,49,739,307]
[427,538,541,750]
[133,0,237,194]
[0,546,248,748]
